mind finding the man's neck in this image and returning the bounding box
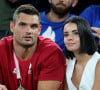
[13,42,37,60]
[46,10,69,22]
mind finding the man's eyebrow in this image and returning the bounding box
[19,22,27,25]
[31,24,38,26]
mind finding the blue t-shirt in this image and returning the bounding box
[80,5,100,52]
[80,5,100,27]
[40,11,73,51]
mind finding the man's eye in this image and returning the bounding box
[19,23,26,26]
[31,25,38,29]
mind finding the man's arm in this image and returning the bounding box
[0,66,8,90]
[38,81,61,90]
[0,84,8,90]
[38,48,65,90]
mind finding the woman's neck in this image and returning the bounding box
[74,53,92,66]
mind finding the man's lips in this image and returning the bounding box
[56,3,66,7]
[24,36,32,40]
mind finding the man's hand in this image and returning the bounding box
[0,84,8,90]
[91,27,100,38]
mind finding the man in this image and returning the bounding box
[40,0,78,51]
[0,4,65,90]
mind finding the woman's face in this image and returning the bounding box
[63,22,80,53]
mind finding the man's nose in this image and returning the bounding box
[26,25,33,33]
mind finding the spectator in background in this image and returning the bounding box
[80,5,100,53]
[0,0,28,39]
[29,0,50,12]
[63,16,100,90]
[71,0,100,15]
[92,0,100,5]
[40,0,78,51]
[8,0,20,3]
[80,5,100,27]
[71,0,92,15]
[0,4,65,90]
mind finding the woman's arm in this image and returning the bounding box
[92,59,100,90]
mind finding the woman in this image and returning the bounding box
[63,16,100,90]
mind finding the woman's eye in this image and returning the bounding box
[74,32,79,35]
[64,33,68,37]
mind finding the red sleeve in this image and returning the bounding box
[0,41,4,83]
[0,65,2,83]
[39,49,65,81]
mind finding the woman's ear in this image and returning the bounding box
[38,25,41,35]
[10,21,14,33]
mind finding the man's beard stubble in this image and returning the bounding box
[51,3,73,16]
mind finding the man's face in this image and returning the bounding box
[11,13,40,47]
[50,0,76,15]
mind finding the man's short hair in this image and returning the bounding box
[63,16,97,59]
[13,4,39,23]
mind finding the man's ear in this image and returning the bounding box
[72,0,78,7]
[10,21,14,33]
